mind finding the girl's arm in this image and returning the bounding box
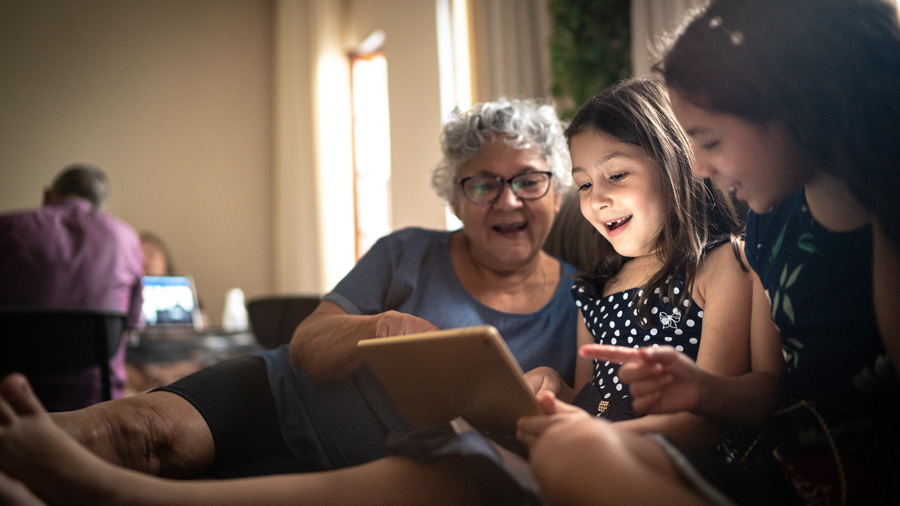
[609,243,754,449]
[591,267,783,430]
[524,312,594,403]
[572,316,596,394]
[872,223,900,379]
[691,270,784,428]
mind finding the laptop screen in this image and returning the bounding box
[140,276,200,329]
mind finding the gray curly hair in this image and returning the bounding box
[432,98,572,204]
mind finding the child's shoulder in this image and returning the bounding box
[693,238,752,303]
[701,238,746,274]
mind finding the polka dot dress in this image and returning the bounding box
[571,278,703,419]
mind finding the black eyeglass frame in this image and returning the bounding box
[457,171,554,205]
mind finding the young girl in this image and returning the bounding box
[0,77,756,506]
[520,1,900,505]
[525,77,753,453]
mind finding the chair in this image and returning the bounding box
[246,295,321,349]
[0,308,126,411]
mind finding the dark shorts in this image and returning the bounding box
[157,348,413,478]
[259,347,412,469]
[157,354,313,478]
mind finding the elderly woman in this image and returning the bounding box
[46,98,579,482]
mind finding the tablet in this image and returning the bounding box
[357,325,541,434]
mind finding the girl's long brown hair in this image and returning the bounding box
[565,77,743,326]
[655,0,900,253]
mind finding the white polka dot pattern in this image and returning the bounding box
[573,279,703,418]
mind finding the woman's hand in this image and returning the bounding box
[291,302,438,382]
[580,344,704,415]
[371,310,438,339]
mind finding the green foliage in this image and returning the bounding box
[549,0,632,119]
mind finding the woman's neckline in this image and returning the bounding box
[447,230,561,315]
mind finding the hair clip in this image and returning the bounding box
[708,15,744,46]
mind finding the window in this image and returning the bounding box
[350,35,392,259]
[437,0,472,229]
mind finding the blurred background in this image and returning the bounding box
[0,0,704,325]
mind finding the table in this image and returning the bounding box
[125,330,261,394]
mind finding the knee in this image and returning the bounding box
[529,419,621,503]
[103,400,173,471]
[65,395,189,475]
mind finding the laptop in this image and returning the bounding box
[139,275,204,337]
[357,325,541,434]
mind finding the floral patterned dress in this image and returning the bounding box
[745,189,900,505]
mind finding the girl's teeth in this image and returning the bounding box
[605,216,631,231]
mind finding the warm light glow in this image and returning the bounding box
[436,0,472,117]
[451,0,472,112]
[351,52,392,258]
[314,46,356,290]
[436,0,471,230]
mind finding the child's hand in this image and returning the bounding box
[580,344,704,415]
[523,366,564,396]
[516,391,588,448]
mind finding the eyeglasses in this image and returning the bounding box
[457,171,553,205]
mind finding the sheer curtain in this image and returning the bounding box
[467,0,708,102]
[631,0,707,77]
[467,0,552,102]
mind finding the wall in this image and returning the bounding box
[272,0,448,298]
[0,0,449,325]
[0,0,274,325]
[344,0,446,232]
[0,0,687,329]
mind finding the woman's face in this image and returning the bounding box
[669,89,814,213]
[141,241,168,276]
[569,130,665,259]
[452,138,561,272]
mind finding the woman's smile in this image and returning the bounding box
[491,220,528,235]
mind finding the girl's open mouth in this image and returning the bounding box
[605,216,632,232]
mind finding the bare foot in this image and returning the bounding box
[0,374,119,505]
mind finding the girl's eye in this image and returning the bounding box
[702,141,720,151]
[577,181,592,192]
[610,172,627,182]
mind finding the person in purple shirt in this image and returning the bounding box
[0,164,143,410]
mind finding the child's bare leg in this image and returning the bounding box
[167,457,480,506]
[49,390,214,477]
[0,373,479,506]
[529,414,710,506]
[0,470,46,506]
